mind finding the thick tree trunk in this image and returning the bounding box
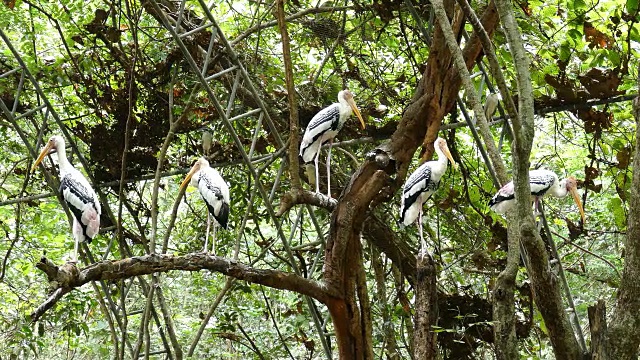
[589,300,608,359]
[414,252,438,359]
[493,215,520,360]
[605,71,640,359]
[321,1,499,358]
[493,0,583,358]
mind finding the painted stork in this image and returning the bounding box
[484,92,501,120]
[180,157,230,253]
[202,130,212,156]
[31,135,101,262]
[400,137,457,255]
[488,169,586,223]
[300,89,366,197]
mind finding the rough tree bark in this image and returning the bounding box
[494,0,582,358]
[429,0,523,357]
[414,251,438,359]
[321,0,499,357]
[31,254,334,322]
[589,300,608,359]
[605,67,640,359]
[275,0,301,190]
[493,217,521,359]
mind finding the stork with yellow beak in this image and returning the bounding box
[489,169,586,224]
[32,135,101,262]
[180,157,230,253]
[300,89,366,197]
[400,137,457,256]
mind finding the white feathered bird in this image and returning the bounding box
[32,135,101,262]
[181,157,230,253]
[300,90,366,197]
[202,130,212,156]
[400,137,457,255]
[484,92,501,120]
[488,168,586,223]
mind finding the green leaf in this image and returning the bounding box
[607,198,626,229]
[627,0,639,14]
[607,50,621,66]
[572,0,587,10]
[559,43,572,61]
[568,29,583,40]
[631,26,640,43]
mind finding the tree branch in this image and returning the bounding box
[431,0,507,183]
[276,189,337,216]
[363,215,416,285]
[606,65,640,358]
[457,0,518,131]
[494,0,582,356]
[453,1,520,357]
[275,0,301,190]
[31,253,335,322]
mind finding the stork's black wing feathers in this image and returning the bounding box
[487,192,514,207]
[400,164,438,224]
[302,105,340,152]
[213,202,229,230]
[60,174,98,242]
[307,105,340,133]
[201,183,229,229]
[403,165,432,194]
[299,105,341,163]
[529,173,556,196]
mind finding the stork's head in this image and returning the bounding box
[180,157,210,191]
[338,90,366,130]
[434,137,457,170]
[564,176,586,224]
[32,135,65,171]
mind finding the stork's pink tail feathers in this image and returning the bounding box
[82,207,100,242]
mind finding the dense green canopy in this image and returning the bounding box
[0,0,638,358]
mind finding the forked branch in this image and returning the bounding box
[31,253,335,322]
[276,189,337,216]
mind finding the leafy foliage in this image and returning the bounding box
[0,0,638,358]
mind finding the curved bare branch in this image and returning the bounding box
[31,253,335,322]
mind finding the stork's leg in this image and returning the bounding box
[74,235,79,262]
[314,148,321,194]
[326,139,334,198]
[212,223,217,255]
[72,218,81,262]
[418,207,426,257]
[533,197,541,218]
[204,212,211,253]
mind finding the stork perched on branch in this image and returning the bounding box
[488,169,586,223]
[300,89,366,197]
[32,135,101,262]
[181,157,230,254]
[400,137,457,256]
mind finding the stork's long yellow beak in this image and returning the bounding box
[347,98,366,130]
[31,142,55,171]
[569,187,586,224]
[180,165,199,192]
[442,146,458,170]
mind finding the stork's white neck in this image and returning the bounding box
[338,97,353,120]
[434,146,450,167]
[426,146,450,178]
[55,141,73,175]
[549,178,569,198]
